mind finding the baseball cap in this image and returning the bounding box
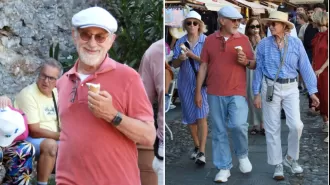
[72,7,118,34]
[0,107,25,147]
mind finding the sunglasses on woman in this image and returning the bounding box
[249,25,260,29]
[186,21,198,26]
[78,30,110,43]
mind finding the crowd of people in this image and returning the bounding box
[1,6,164,185]
[165,3,327,183]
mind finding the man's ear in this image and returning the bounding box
[72,28,77,45]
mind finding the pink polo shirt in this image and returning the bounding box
[55,56,154,185]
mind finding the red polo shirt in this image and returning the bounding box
[201,31,254,97]
[55,56,154,185]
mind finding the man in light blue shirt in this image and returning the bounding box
[252,11,320,181]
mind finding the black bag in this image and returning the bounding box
[183,42,207,87]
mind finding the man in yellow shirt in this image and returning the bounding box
[14,58,62,185]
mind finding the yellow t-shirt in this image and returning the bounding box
[14,83,60,132]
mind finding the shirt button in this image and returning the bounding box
[81,84,84,87]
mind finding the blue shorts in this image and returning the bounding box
[25,137,59,157]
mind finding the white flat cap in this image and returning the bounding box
[218,6,243,19]
[72,7,118,33]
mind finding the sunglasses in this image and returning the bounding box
[186,21,198,26]
[230,18,242,23]
[249,25,261,29]
[267,22,278,27]
[78,30,110,43]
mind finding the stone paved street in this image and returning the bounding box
[165,95,328,185]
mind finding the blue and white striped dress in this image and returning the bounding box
[173,34,209,124]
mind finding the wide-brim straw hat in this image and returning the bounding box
[262,11,294,30]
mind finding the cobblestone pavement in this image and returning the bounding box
[165,95,328,185]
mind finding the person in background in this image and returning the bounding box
[295,5,306,34]
[254,11,319,180]
[138,39,164,185]
[14,59,61,185]
[0,96,36,185]
[311,11,328,143]
[244,18,265,136]
[172,11,209,165]
[304,3,326,115]
[196,6,255,183]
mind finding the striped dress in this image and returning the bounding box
[173,34,209,124]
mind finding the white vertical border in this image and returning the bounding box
[162,0,166,184]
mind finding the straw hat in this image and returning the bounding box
[262,11,294,30]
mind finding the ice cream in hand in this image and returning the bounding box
[235,46,243,52]
[86,83,100,94]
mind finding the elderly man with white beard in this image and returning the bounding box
[55,7,156,185]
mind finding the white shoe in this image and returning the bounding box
[238,157,252,173]
[214,169,231,183]
[195,152,206,165]
[322,123,328,133]
[324,136,328,143]
[190,147,199,160]
[283,155,303,174]
[273,164,285,180]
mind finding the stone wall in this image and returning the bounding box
[0,0,98,99]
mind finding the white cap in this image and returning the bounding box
[218,6,243,19]
[0,107,25,147]
[185,11,202,21]
[72,7,118,33]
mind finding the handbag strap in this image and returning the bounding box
[184,42,198,76]
[268,36,289,86]
[52,91,60,132]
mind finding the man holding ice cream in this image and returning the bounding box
[195,6,256,183]
[55,7,155,185]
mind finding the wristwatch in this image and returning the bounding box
[246,60,251,67]
[111,112,122,126]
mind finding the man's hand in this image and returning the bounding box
[310,93,320,108]
[237,50,248,66]
[195,92,202,108]
[315,69,324,78]
[0,96,12,108]
[88,91,118,122]
[253,94,262,109]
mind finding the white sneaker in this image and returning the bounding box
[195,152,206,165]
[322,123,328,133]
[190,147,199,160]
[324,136,328,143]
[273,164,285,180]
[238,157,252,173]
[283,155,303,174]
[214,169,231,183]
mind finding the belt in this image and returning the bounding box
[265,76,297,84]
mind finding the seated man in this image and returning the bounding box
[14,58,62,185]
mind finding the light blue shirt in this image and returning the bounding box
[253,36,318,96]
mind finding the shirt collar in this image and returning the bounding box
[66,54,116,78]
[183,34,205,44]
[215,30,241,39]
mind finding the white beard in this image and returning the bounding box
[76,44,104,66]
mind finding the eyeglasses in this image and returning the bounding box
[267,22,278,27]
[70,79,79,103]
[39,74,57,82]
[230,19,242,23]
[186,21,198,26]
[249,25,261,29]
[78,30,110,43]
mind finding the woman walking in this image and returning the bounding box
[312,11,328,143]
[172,11,209,165]
[245,18,265,135]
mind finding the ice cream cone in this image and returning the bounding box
[86,83,100,94]
[235,46,243,52]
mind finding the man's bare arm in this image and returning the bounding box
[28,123,60,140]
